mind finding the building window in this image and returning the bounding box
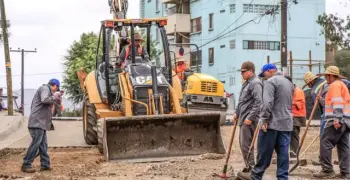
[230,4,235,13]
[156,0,159,12]
[243,4,279,14]
[140,0,145,18]
[209,13,213,30]
[243,40,280,50]
[230,76,235,86]
[156,28,159,42]
[209,48,214,65]
[229,40,235,49]
[191,17,202,33]
[190,50,202,67]
[220,45,225,48]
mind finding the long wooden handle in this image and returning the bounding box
[296,85,323,155]
[246,123,260,161]
[224,117,238,165]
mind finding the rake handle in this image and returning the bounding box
[222,117,238,173]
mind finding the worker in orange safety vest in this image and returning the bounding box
[174,56,189,80]
[116,33,150,68]
[313,66,350,179]
[285,76,306,158]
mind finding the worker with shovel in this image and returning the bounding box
[285,76,306,158]
[313,66,350,179]
[302,71,328,166]
[234,61,263,172]
[237,63,294,180]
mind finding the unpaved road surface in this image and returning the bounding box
[0,125,341,180]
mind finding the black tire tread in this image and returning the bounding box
[97,119,104,154]
[83,94,98,145]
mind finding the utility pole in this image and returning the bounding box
[0,0,14,115]
[10,48,37,116]
[281,0,288,75]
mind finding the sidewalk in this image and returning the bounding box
[0,111,24,141]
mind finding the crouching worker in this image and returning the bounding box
[21,79,61,173]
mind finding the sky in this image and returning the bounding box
[0,0,348,91]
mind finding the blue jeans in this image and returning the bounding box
[251,129,291,180]
[22,128,50,169]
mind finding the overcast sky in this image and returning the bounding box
[0,0,348,91]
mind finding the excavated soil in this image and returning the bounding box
[0,126,340,180]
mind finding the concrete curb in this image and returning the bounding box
[0,115,24,141]
[52,117,82,121]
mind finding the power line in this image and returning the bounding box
[0,72,63,77]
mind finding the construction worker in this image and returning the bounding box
[303,71,328,166]
[21,79,60,173]
[285,76,306,158]
[237,63,294,180]
[233,61,262,172]
[312,66,350,179]
[116,32,149,68]
[174,56,190,80]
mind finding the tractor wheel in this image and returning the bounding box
[97,119,104,154]
[82,94,98,145]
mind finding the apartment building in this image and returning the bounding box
[140,0,326,98]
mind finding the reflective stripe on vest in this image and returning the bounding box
[125,45,143,61]
[315,81,327,94]
[324,80,350,119]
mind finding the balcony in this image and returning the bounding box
[165,14,191,34]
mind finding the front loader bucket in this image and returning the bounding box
[99,112,226,162]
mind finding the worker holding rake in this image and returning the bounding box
[237,63,294,180]
[234,61,263,172]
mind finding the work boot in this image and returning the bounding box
[335,172,350,179]
[21,167,36,173]
[313,170,336,179]
[242,166,252,173]
[236,172,251,180]
[311,160,322,166]
[40,167,52,171]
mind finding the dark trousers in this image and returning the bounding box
[320,123,350,174]
[290,126,300,157]
[22,128,50,169]
[239,124,257,167]
[251,129,291,180]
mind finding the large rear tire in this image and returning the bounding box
[83,94,98,145]
[97,119,104,154]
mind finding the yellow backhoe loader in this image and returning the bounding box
[77,18,226,162]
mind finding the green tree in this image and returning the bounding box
[334,50,350,79]
[317,13,350,50]
[61,32,101,104]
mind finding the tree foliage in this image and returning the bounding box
[61,32,101,104]
[334,50,350,79]
[317,14,350,50]
[62,31,162,104]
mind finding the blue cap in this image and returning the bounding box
[49,79,60,90]
[258,63,277,78]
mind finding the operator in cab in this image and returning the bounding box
[116,33,150,68]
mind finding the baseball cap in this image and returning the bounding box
[49,79,60,91]
[258,63,277,77]
[240,61,255,72]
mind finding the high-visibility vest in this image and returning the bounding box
[325,80,350,120]
[122,45,143,68]
[175,63,186,79]
[292,87,306,117]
